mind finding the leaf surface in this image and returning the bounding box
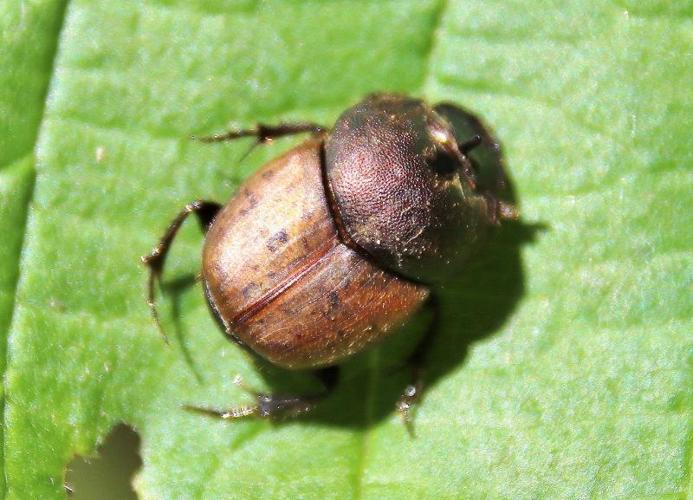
[2,0,691,498]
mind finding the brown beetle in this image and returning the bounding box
[143,94,517,423]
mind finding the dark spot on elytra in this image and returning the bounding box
[328,291,340,310]
[241,282,259,300]
[262,169,276,180]
[266,229,289,252]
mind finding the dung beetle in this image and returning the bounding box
[143,93,517,424]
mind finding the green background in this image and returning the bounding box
[1,0,691,498]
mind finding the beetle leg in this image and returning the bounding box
[396,295,441,436]
[194,122,326,144]
[483,193,520,225]
[142,200,222,343]
[195,122,327,162]
[185,366,339,421]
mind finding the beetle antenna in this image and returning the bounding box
[460,134,482,154]
[141,200,222,345]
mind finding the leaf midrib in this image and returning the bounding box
[348,1,449,496]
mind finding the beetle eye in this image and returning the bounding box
[430,143,479,190]
[431,149,459,175]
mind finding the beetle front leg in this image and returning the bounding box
[195,122,326,144]
[142,200,222,343]
[396,295,441,436]
[185,366,339,420]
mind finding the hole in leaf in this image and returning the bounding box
[65,424,142,499]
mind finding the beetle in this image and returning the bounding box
[142,93,517,424]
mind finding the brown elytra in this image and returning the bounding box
[202,138,429,369]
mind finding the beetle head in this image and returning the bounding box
[325,94,514,285]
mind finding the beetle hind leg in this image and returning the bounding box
[186,366,339,421]
[185,394,317,420]
[142,200,222,343]
[396,295,441,436]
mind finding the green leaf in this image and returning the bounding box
[3,0,691,498]
[1,0,68,496]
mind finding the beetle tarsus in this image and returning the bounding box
[142,200,221,343]
[142,253,169,344]
[394,295,441,435]
[397,380,423,437]
[257,394,318,418]
[186,367,339,421]
[185,393,319,421]
[194,122,326,144]
[183,404,259,420]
